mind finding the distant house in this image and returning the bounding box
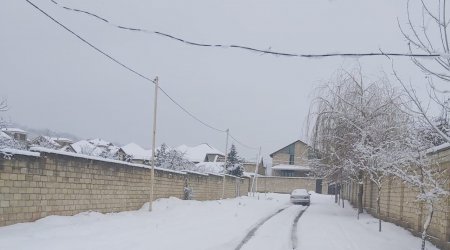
[53,138,73,147]
[68,139,119,158]
[31,136,73,149]
[176,143,225,174]
[119,142,152,165]
[242,160,265,176]
[269,140,311,177]
[88,138,113,149]
[31,136,61,149]
[69,140,104,156]
[176,143,225,164]
[1,128,27,142]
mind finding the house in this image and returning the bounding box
[88,138,113,148]
[1,128,27,142]
[69,140,104,156]
[52,138,73,147]
[68,139,119,158]
[176,143,225,164]
[269,140,311,177]
[31,136,61,149]
[119,142,152,165]
[31,136,73,149]
[242,160,265,176]
[176,143,225,174]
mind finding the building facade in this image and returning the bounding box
[270,140,311,177]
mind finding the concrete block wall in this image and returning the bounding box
[253,176,317,194]
[343,177,450,250]
[0,151,248,227]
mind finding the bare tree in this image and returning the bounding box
[397,0,450,143]
[156,143,196,171]
[399,0,450,82]
[309,68,403,219]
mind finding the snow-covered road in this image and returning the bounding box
[239,205,306,250]
[0,193,439,250]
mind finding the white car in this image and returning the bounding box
[290,189,311,206]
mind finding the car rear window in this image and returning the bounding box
[292,189,308,195]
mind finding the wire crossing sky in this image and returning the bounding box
[49,0,443,59]
[25,0,262,152]
[4,0,429,159]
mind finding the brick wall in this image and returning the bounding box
[0,150,249,227]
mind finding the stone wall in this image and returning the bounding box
[251,176,326,194]
[343,175,450,250]
[0,150,249,227]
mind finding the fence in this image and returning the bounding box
[0,148,249,227]
[251,176,327,194]
[342,148,450,250]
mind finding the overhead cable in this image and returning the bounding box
[50,0,443,59]
[25,0,226,134]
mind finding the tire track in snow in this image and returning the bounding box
[234,206,291,250]
[291,206,308,250]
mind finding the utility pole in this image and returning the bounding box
[221,129,229,199]
[149,77,159,212]
[250,146,261,196]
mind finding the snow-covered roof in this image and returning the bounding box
[88,138,112,147]
[34,136,61,147]
[269,139,308,157]
[271,164,311,171]
[0,131,11,139]
[121,143,152,160]
[70,140,104,156]
[1,127,27,134]
[51,137,73,143]
[176,143,224,163]
[194,161,225,174]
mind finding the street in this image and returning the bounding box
[0,193,438,250]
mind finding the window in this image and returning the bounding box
[289,154,294,165]
[280,170,294,177]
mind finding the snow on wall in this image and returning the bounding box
[0,150,249,227]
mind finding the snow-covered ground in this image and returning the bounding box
[0,193,438,250]
[297,194,439,250]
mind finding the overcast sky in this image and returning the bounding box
[1,0,433,160]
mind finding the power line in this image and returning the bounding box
[25,0,226,134]
[25,0,263,151]
[50,0,444,59]
[229,134,259,150]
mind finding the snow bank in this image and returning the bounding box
[0,194,289,250]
